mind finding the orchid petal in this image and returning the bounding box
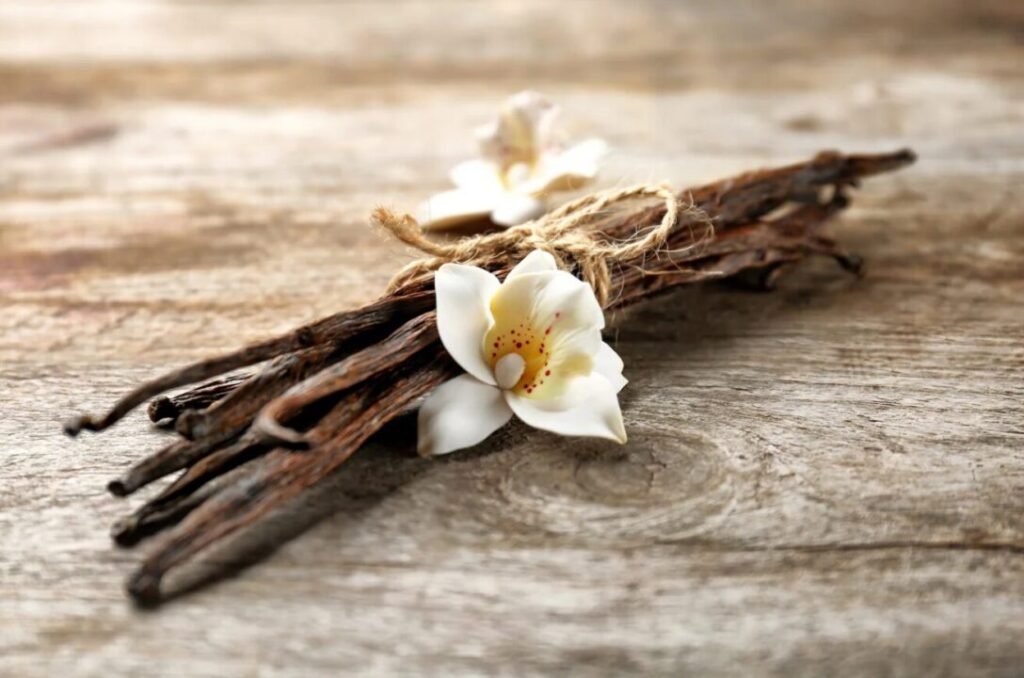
[477,91,558,168]
[491,194,546,226]
[594,341,628,393]
[505,373,626,443]
[435,263,500,385]
[489,269,602,338]
[507,249,559,280]
[487,270,551,332]
[489,269,604,337]
[530,272,608,398]
[418,189,499,231]
[449,159,504,192]
[554,138,609,176]
[523,138,609,195]
[531,269,606,334]
[418,375,513,456]
[524,324,600,400]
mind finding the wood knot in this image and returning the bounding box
[462,428,738,545]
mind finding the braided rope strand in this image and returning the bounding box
[374,184,708,307]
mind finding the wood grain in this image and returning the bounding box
[1,1,1022,676]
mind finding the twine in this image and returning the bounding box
[374,184,703,307]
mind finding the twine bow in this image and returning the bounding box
[374,184,700,307]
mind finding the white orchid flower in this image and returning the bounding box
[418,250,628,457]
[418,91,609,231]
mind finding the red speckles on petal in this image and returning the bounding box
[545,369,551,376]
[486,316,558,392]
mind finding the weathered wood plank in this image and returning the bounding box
[1,0,1022,676]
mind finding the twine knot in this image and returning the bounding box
[374,184,700,307]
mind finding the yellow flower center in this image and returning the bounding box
[483,312,560,397]
[497,160,536,190]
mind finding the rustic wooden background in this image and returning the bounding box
[1,1,1022,676]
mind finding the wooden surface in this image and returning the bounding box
[2,1,1022,676]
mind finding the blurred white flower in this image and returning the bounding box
[418,250,627,457]
[418,91,608,231]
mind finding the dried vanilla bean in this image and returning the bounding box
[63,291,435,436]
[63,149,915,604]
[109,343,337,495]
[147,373,251,425]
[252,312,439,446]
[127,349,458,604]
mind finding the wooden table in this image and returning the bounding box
[2,1,1021,675]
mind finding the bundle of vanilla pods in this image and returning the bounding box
[64,149,915,604]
